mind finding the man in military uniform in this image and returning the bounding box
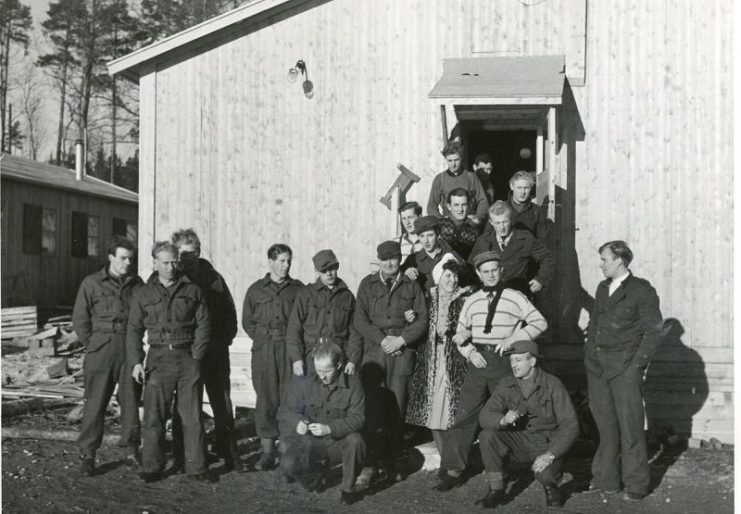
[286,249,362,377]
[280,342,366,505]
[355,240,428,482]
[73,236,143,475]
[242,243,303,470]
[476,340,578,509]
[171,228,239,470]
[127,241,211,482]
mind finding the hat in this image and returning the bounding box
[414,216,440,235]
[432,253,459,285]
[312,249,339,272]
[504,340,541,358]
[377,241,402,260]
[472,250,501,269]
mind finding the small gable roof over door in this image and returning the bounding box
[428,56,565,105]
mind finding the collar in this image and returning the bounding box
[497,231,514,246]
[147,272,190,286]
[378,269,401,285]
[611,271,630,288]
[506,366,544,389]
[445,168,464,178]
[312,371,350,390]
[312,278,347,292]
[259,273,296,288]
[401,232,419,243]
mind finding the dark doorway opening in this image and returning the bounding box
[465,129,536,202]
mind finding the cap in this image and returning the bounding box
[504,340,541,358]
[473,250,501,269]
[414,216,440,235]
[312,249,339,272]
[377,241,402,260]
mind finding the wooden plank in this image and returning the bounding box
[1,306,37,315]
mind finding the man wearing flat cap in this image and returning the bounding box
[354,240,428,482]
[402,215,464,292]
[287,249,363,377]
[475,340,578,509]
[436,250,547,492]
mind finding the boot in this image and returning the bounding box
[544,484,565,508]
[254,438,276,471]
[434,472,464,492]
[475,488,505,509]
[79,455,95,476]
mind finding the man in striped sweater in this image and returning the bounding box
[435,250,548,492]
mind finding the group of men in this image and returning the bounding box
[72,151,663,507]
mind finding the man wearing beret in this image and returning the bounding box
[469,201,553,298]
[401,215,464,292]
[436,250,547,491]
[355,240,428,482]
[287,249,363,377]
[242,244,304,471]
[584,241,663,502]
[476,340,578,509]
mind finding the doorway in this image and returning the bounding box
[465,128,536,202]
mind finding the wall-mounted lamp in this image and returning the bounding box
[287,59,314,99]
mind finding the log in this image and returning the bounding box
[1,427,119,446]
[1,398,75,418]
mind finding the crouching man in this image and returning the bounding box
[476,340,578,509]
[279,342,366,505]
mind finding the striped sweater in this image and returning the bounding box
[456,288,547,359]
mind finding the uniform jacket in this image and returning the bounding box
[354,272,428,348]
[126,272,211,367]
[469,228,554,293]
[242,274,303,352]
[190,258,238,349]
[280,373,365,440]
[401,239,463,292]
[585,273,664,379]
[72,266,144,353]
[286,279,363,366]
[479,367,579,458]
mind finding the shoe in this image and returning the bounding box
[79,457,95,476]
[544,485,565,508]
[140,471,162,483]
[475,489,505,509]
[582,484,620,495]
[254,452,276,471]
[222,455,235,472]
[124,448,141,468]
[340,490,361,505]
[187,472,211,483]
[355,466,377,488]
[434,473,464,492]
[622,491,644,502]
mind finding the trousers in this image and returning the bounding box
[252,339,292,440]
[479,429,562,489]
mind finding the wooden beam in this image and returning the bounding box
[432,96,562,106]
[547,106,557,220]
[536,124,544,175]
[439,104,448,144]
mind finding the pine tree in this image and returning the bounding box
[0,0,32,153]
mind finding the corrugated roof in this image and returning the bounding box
[428,56,565,103]
[0,154,138,204]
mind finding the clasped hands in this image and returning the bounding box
[297,420,331,437]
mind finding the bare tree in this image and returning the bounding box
[17,63,47,160]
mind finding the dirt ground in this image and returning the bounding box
[1,407,734,514]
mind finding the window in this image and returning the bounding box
[71,211,87,258]
[41,209,57,254]
[87,215,100,257]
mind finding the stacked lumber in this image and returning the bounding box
[2,381,84,400]
[1,306,38,340]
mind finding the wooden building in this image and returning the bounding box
[109,0,733,441]
[1,154,138,309]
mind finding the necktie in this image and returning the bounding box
[483,284,504,334]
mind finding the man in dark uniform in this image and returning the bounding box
[170,228,239,470]
[584,241,663,502]
[242,243,303,470]
[437,188,483,260]
[476,340,578,509]
[280,342,366,505]
[73,236,143,475]
[469,201,554,297]
[401,216,463,292]
[354,240,428,482]
[286,249,362,377]
[127,241,211,482]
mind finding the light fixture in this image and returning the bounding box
[287,59,314,99]
[519,147,532,159]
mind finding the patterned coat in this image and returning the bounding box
[406,287,470,428]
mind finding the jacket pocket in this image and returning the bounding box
[92,291,116,317]
[143,298,162,323]
[172,295,197,322]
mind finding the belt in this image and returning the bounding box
[92,321,127,334]
[256,325,286,337]
[473,343,498,353]
[148,329,195,340]
[149,341,193,351]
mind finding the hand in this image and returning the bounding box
[292,361,304,376]
[529,279,543,293]
[495,337,516,356]
[404,268,419,280]
[468,215,480,224]
[452,329,472,345]
[469,351,488,369]
[404,309,417,323]
[308,423,331,437]
[132,364,145,384]
[344,362,357,375]
[531,452,555,473]
[500,410,521,426]
[297,420,309,435]
[381,336,405,354]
